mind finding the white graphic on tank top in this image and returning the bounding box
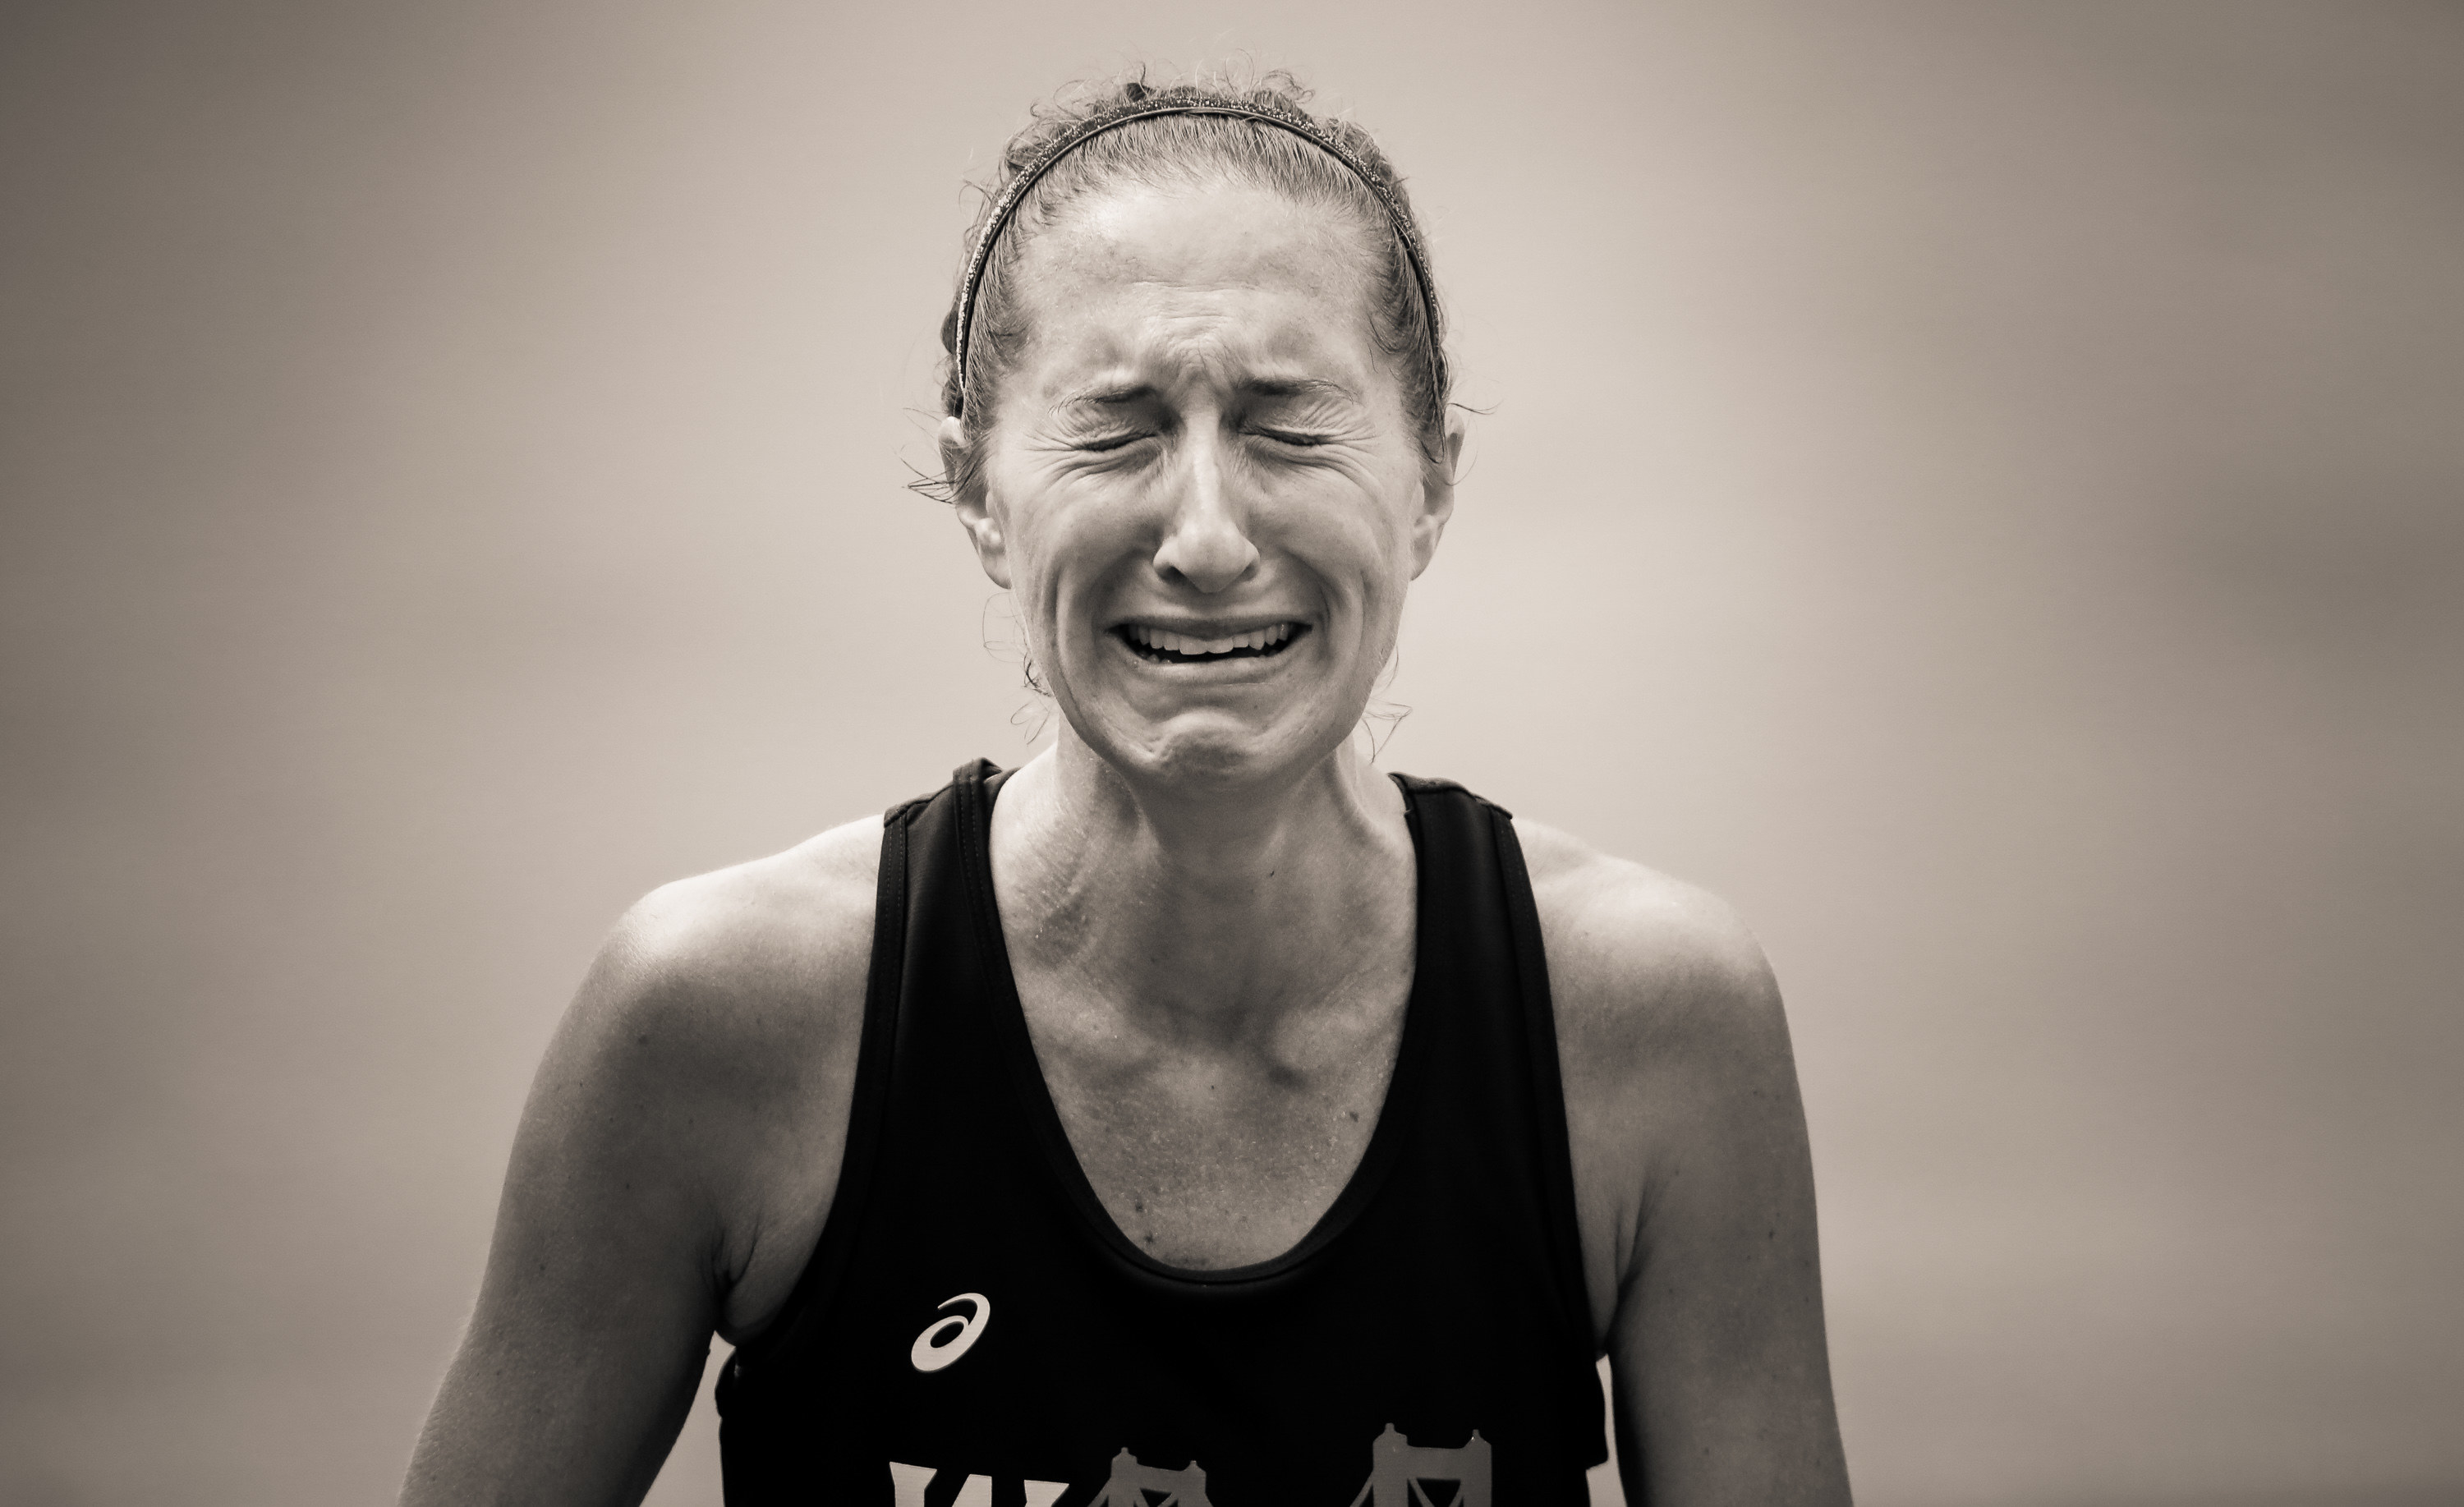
[909,1292,991,1372]
[1346,1425,1492,1507]
[1087,1448,1212,1507]
[888,1462,1065,1507]
[885,1425,1488,1507]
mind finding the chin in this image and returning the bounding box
[1085,704,1352,794]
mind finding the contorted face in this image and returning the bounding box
[944,183,1461,795]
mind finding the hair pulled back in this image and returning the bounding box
[926,68,1451,504]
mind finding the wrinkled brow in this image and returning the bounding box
[1052,374,1358,408]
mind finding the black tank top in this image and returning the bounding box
[715,760,1605,1506]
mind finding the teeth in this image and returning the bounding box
[1127,623,1297,656]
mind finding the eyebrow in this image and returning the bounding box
[1054,381,1157,408]
[1243,375,1355,402]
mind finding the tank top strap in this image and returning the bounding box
[1389,772,1596,1375]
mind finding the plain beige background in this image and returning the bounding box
[3,2,2458,1505]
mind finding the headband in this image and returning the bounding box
[949,95,1444,416]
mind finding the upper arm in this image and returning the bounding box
[402,817,880,1507]
[1523,821,1850,1507]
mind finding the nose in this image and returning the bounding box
[1151,430,1258,595]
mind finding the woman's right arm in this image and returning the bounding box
[402,820,880,1507]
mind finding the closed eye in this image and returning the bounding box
[1252,429,1334,448]
[1073,432,1152,453]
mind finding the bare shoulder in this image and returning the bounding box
[1511,816,1786,1074]
[516,811,888,1335]
[601,813,885,1030]
[560,813,885,1087]
[1512,817,1805,1327]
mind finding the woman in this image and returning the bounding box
[404,73,1850,1507]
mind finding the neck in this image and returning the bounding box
[988,727,1416,1045]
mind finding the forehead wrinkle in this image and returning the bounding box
[1045,364,1360,418]
[1044,307,1349,402]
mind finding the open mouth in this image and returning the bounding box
[1118,622,1307,664]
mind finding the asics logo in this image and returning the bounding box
[910,1292,991,1372]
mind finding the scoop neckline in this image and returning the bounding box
[954,764,1434,1289]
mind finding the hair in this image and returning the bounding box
[921,67,1452,507]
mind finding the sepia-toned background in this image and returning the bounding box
[3,2,2458,1504]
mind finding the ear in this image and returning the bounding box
[941,415,1012,588]
[1408,410,1466,578]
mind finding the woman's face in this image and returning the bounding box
[946,183,1460,793]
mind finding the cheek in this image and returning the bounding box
[1260,470,1419,603]
[998,483,1143,630]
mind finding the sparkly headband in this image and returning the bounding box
[949,95,1444,415]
